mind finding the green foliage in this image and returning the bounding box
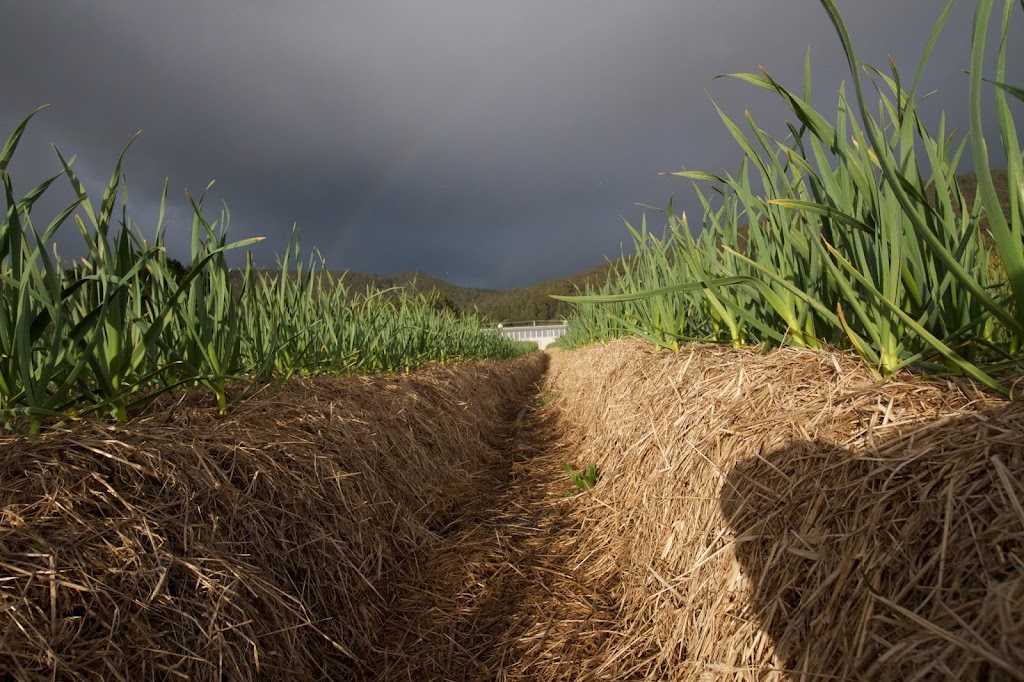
[0,113,534,432]
[562,461,599,495]
[557,0,1024,395]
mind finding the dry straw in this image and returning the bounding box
[539,338,1023,680]
[0,353,546,680]
[2,339,1022,680]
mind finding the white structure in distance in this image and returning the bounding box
[496,322,567,350]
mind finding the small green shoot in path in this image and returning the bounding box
[563,461,599,495]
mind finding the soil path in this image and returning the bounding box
[367,352,615,680]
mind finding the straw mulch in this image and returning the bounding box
[539,338,1024,680]
[0,352,547,680]
[2,338,1022,680]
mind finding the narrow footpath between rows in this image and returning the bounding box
[366,350,618,680]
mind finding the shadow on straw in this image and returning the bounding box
[720,407,1024,680]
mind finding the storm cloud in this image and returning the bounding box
[2,1,1020,288]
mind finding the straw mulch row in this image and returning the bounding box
[538,338,1024,680]
[0,352,547,680]
[2,337,1022,680]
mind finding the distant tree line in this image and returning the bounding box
[332,261,622,324]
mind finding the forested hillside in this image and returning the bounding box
[328,261,623,323]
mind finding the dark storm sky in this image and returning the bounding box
[2,1,1020,289]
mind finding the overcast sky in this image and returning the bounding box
[2,1,1021,289]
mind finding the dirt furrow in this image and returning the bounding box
[368,359,617,681]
